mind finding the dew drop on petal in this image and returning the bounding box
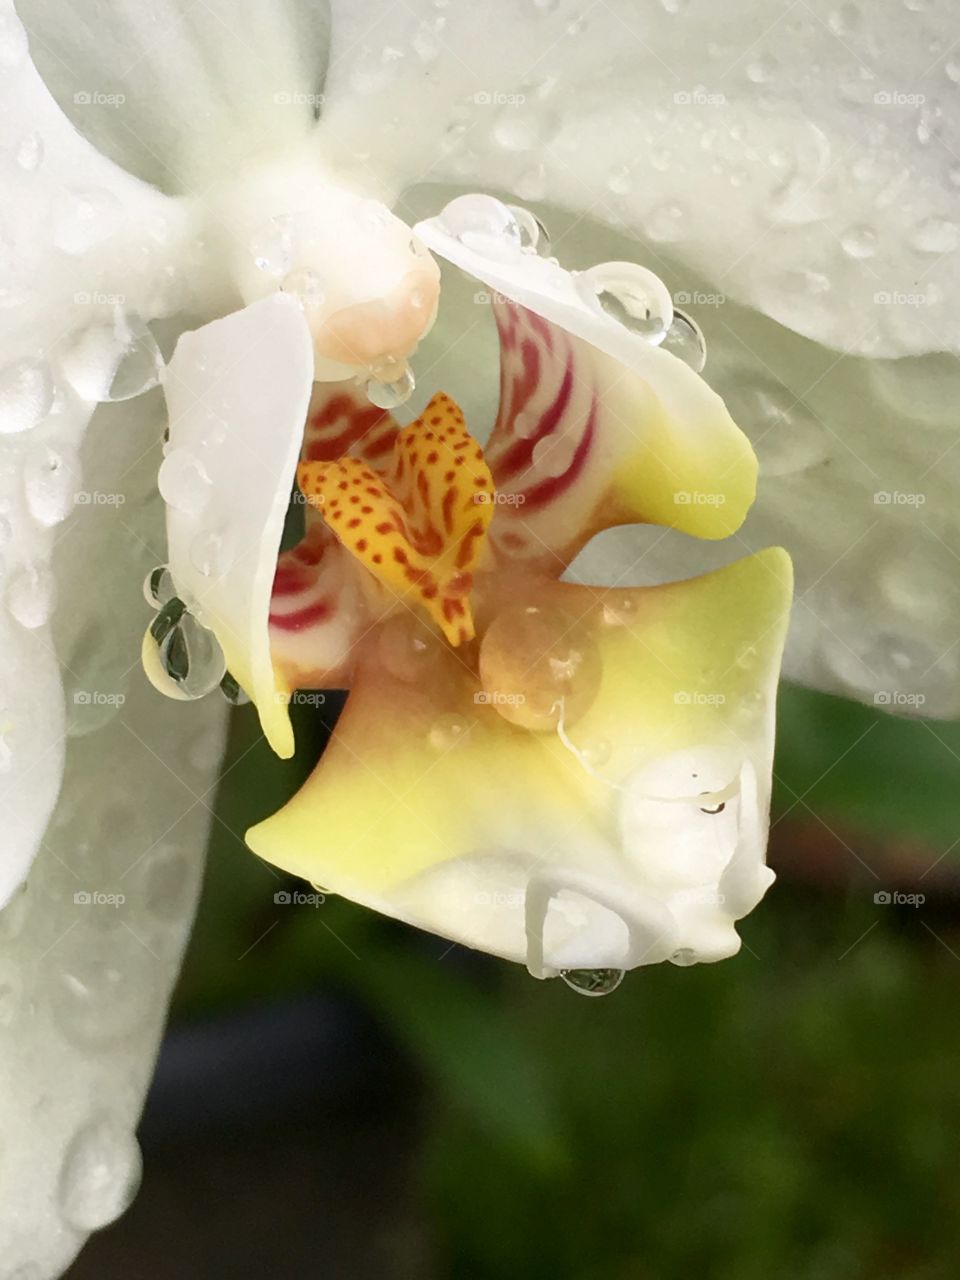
[0,358,54,435]
[157,449,211,514]
[479,604,602,731]
[909,216,959,255]
[577,261,674,345]
[841,223,878,259]
[190,528,226,578]
[670,948,698,966]
[219,671,250,706]
[365,361,415,409]
[660,308,707,372]
[142,599,226,702]
[7,564,54,629]
[250,214,295,278]
[559,968,624,996]
[16,132,43,172]
[143,564,176,609]
[281,267,326,312]
[104,315,164,401]
[24,445,81,527]
[53,189,121,256]
[428,713,469,751]
[508,204,551,255]
[58,1116,142,1231]
[438,194,523,259]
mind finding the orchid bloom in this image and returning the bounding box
[0,0,956,1273]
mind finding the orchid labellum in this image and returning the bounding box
[0,0,956,1272]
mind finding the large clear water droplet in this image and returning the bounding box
[660,308,707,372]
[365,360,415,409]
[577,261,674,345]
[58,1116,142,1231]
[104,314,164,400]
[7,564,54,629]
[0,358,53,435]
[508,204,551,255]
[61,313,163,403]
[142,597,226,701]
[438,194,523,259]
[559,968,625,996]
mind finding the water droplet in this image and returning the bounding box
[49,930,158,1048]
[946,58,960,84]
[438,194,523,259]
[281,267,326,312]
[137,843,200,920]
[492,110,547,153]
[105,314,164,400]
[219,671,250,706]
[645,202,686,244]
[578,261,674,345]
[910,216,959,255]
[841,223,878,259]
[659,0,687,12]
[53,189,121,255]
[746,55,777,84]
[143,565,176,609]
[581,737,612,767]
[7,564,54,629]
[142,599,226,701]
[479,604,602,731]
[378,613,442,682]
[365,361,415,409]
[250,214,295,278]
[0,358,53,434]
[157,449,211,514]
[508,205,551,255]
[428,713,470,751]
[58,1116,142,1231]
[670,948,697,966]
[559,968,624,996]
[24,445,81,527]
[16,132,43,172]
[660,309,707,372]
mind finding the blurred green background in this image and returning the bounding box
[70,683,960,1280]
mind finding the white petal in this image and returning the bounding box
[319,0,960,358]
[162,295,315,758]
[0,387,227,1277]
[15,0,329,190]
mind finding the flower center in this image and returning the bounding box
[296,392,494,644]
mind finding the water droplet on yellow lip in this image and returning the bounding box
[479,604,602,731]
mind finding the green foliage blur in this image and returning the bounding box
[176,683,960,1279]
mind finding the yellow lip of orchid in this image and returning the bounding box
[155,193,792,978]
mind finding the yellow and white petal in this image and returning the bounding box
[415,207,756,571]
[248,548,792,974]
[161,294,314,758]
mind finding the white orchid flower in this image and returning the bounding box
[0,0,953,1272]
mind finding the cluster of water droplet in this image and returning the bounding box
[436,194,707,371]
